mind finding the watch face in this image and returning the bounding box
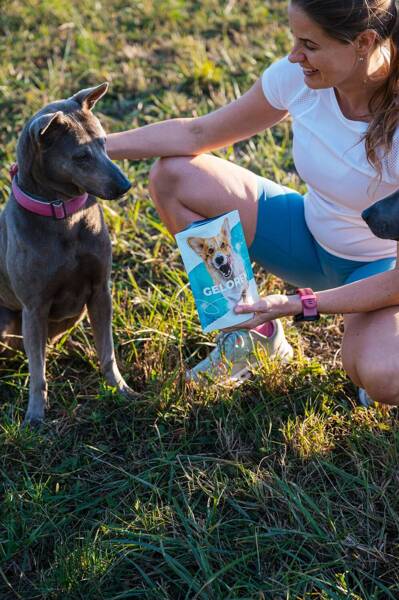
[296,289,318,321]
[303,299,317,309]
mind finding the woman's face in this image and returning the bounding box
[287,2,359,89]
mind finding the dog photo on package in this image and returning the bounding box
[176,210,259,333]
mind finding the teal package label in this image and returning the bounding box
[175,210,259,332]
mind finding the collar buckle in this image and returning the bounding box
[51,200,67,220]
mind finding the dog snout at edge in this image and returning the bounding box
[362,190,399,240]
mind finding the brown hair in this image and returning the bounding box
[291,0,399,176]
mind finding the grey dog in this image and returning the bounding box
[0,83,136,425]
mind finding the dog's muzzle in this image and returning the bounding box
[362,190,399,241]
[214,254,232,278]
[219,263,232,277]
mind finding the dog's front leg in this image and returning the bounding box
[87,284,136,399]
[22,306,49,426]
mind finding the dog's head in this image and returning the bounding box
[362,190,399,241]
[188,218,234,278]
[17,83,131,200]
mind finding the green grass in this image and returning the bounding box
[0,1,398,598]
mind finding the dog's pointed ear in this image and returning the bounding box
[72,82,109,111]
[188,236,205,256]
[221,217,230,238]
[29,111,65,143]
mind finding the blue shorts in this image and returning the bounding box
[249,177,396,290]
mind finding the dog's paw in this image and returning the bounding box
[22,413,44,429]
[118,383,139,400]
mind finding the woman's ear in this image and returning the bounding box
[356,29,379,57]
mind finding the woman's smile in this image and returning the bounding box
[301,66,319,77]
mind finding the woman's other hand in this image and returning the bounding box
[233,293,302,329]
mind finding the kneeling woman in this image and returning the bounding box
[107,0,399,406]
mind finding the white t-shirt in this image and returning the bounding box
[261,56,398,261]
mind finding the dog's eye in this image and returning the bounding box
[73,151,91,162]
[208,247,214,255]
[220,242,226,249]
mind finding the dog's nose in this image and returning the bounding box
[109,178,131,199]
[120,180,131,195]
[361,206,372,223]
[361,205,392,239]
[215,255,224,266]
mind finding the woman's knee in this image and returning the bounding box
[360,361,399,405]
[342,310,399,404]
[149,156,206,234]
[345,355,399,405]
[149,156,193,202]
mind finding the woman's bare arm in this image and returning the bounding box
[235,261,399,328]
[106,79,288,160]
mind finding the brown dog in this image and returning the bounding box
[0,83,135,425]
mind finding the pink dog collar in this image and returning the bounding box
[9,163,88,220]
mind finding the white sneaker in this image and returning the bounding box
[186,319,294,384]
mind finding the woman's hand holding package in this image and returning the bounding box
[233,294,302,329]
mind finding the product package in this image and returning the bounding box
[175,210,259,332]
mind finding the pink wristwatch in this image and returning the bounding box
[293,287,320,322]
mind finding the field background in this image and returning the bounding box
[0,1,398,598]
